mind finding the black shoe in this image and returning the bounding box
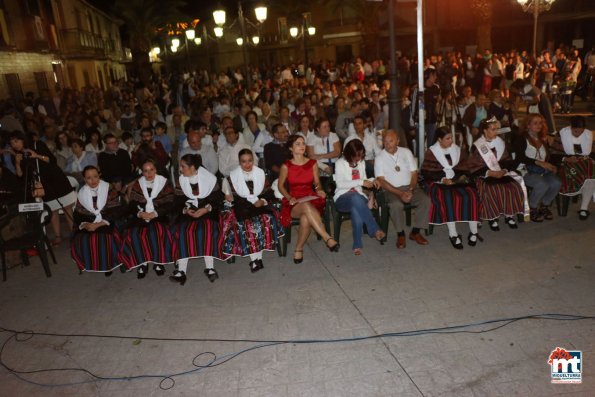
[505,217,518,229]
[449,235,464,250]
[249,261,261,273]
[468,233,484,247]
[540,206,553,220]
[530,208,543,223]
[489,220,500,231]
[137,265,147,279]
[293,250,303,264]
[169,270,187,286]
[579,210,590,220]
[325,237,340,252]
[204,268,219,283]
[104,271,113,277]
[153,264,165,276]
[255,259,264,270]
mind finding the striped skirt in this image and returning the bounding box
[119,221,174,270]
[70,227,121,272]
[559,157,594,195]
[476,176,525,220]
[222,209,284,257]
[171,217,225,261]
[427,183,480,224]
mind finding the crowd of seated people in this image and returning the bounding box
[0,48,593,283]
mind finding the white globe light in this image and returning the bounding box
[236,37,244,46]
[171,45,178,53]
[254,6,267,23]
[171,38,180,47]
[194,37,202,45]
[252,36,260,45]
[214,27,223,38]
[289,27,298,38]
[213,9,226,26]
[185,29,195,40]
[153,46,161,55]
[308,26,316,36]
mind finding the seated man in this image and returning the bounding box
[218,126,255,177]
[263,123,290,181]
[132,127,169,171]
[179,130,219,175]
[375,130,430,249]
[98,133,135,191]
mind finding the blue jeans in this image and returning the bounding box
[335,192,380,249]
[524,171,562,208]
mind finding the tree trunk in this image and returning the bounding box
[132,50,152,85]
[476,23,493,52]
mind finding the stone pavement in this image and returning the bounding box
[0,196,593,397]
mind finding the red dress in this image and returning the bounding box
[280,159,326,227]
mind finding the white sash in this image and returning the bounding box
[179,167,217,208]
[71,152,87,172]
[230,166,265,204]
[474,136,504,171]
[429,142,460,180]
[139,174,167,214]
[560,128,592,156]
[78,180,109,223]
[474,137,529,217]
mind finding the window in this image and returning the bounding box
[4,73,23,99]
[34,71,49,93]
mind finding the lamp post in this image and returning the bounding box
[185,28,195,70]
[212,2,267,89]
[289,15,316,73]
[516,0,556,58]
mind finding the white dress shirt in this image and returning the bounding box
[344,130,382,161]
[374,147,417,188]
[218,142,257,177]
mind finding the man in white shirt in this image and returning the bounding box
[375,130,430,249]
[344,114,382,176]
[218,127,256,177]
[179,130,219,176]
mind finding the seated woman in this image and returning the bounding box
[221,149,283,272]
[170,153,225,285]
[65,139,98,185]
[120,159,175,278]
[421,127,481,249]
[514,114,561,222]
[71,166,124,275]
[278,134,339,263]
[306,117,341,179]
[333,139,385,255]
[555,116,594,220]
[467,117,527,231]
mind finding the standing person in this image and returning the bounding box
[375,130,431,249]
[278,135,339,263]
[170,154,225,285]
[412,69,441,149]
[333,139,385,255]
[514,114,561,222]
[467,117,527,231]
[421,127,481,249]
[221,149,283,272]
[120,159,175,278]
[555,116,594,220]
[70,166,124,275]
[8,131,75,245]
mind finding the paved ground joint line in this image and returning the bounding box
[309,244,426,397]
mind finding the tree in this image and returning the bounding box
[470,0,493,52]
[113,0,187,84]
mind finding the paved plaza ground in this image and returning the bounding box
[0,195,593,396]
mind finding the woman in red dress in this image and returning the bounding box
[278,135,339,263]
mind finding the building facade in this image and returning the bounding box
[0,0,130,99]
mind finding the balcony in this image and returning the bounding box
[59,28,124,61]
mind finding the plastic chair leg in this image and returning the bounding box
[560,195,570,216]
[333,215,342,244]
[36,242,52,278]
[44,236,57,264]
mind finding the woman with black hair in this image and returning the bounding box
[421,127,481,249]
[8,131,75,245]
[333,139,384,255]
[84,128,104,153]
[120,159,175,278]
[71,166,125,275]
[221,149,283,272]
[170,153,225,285]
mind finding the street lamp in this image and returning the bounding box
[171,38,180,48]
[289,14,316,71]
[516,0,556,57]
[211,2,267,88]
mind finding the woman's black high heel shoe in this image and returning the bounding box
[468,233,484,247]
[204,268,219,282]
[249,261,262,273]
[169,270,187,286]
[325,237,340,252]
[137,265,147,279]
[153,264,165,276]
[293,250,303,264]
[104,271,113,277]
